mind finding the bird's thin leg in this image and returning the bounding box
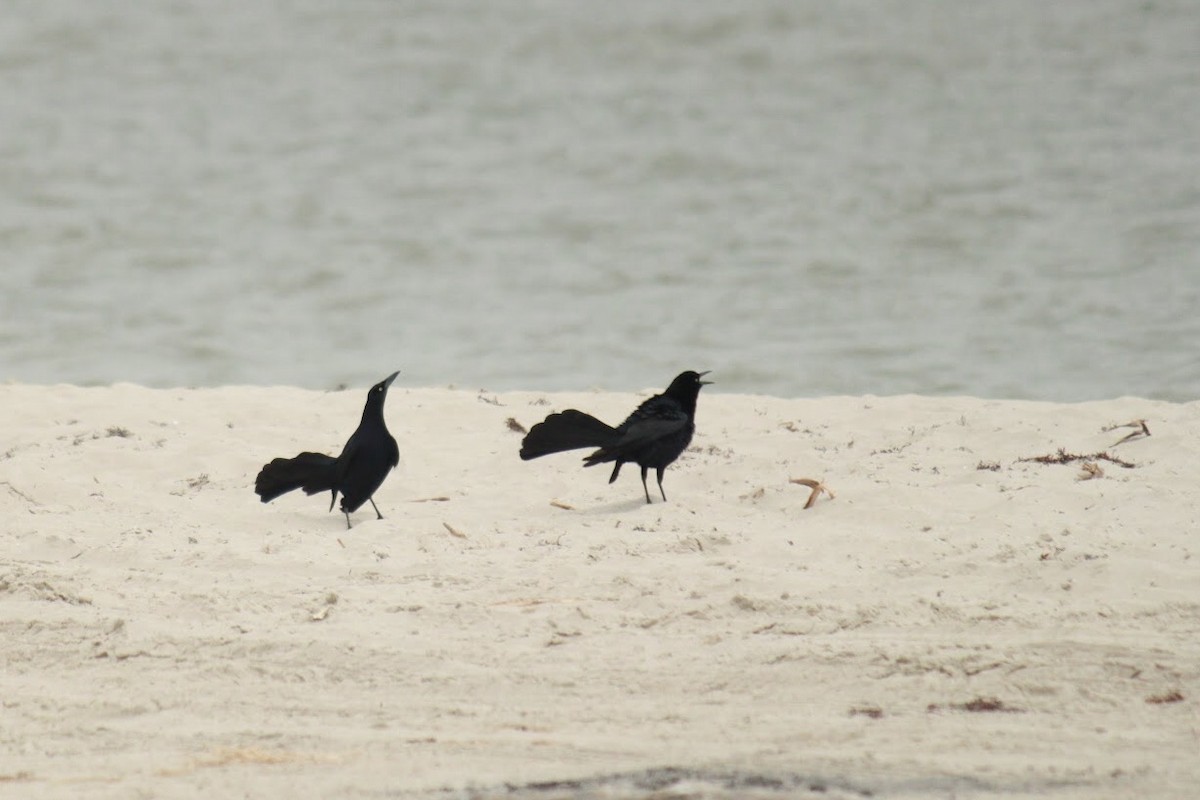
[640,465,651,504]
[656,467,667,502]
[344,511,352,530]
[369,497,383,520]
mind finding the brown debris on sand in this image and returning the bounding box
[790,478,836,509]
[1019,448,1136,469]
[1103,418,1151,446]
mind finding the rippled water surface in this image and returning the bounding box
[2,1,1197,399]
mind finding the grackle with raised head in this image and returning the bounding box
[255,371,400,528]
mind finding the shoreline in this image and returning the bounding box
[1,384,1196,798]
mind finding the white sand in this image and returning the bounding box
[1,383,1196,799]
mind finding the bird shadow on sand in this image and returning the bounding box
[578,497,663,516]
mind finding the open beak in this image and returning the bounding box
[698,370,714,386]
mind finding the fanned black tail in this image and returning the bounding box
[519,410,619,460]
[254,452,338,503]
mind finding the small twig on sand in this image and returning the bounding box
[950,697,1023,713]
[790,478,835,509]
[1146,690,1184,705]
[443,522,467,539]
[1,481,39,506]
[1102,418,1151,446]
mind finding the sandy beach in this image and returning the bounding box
[1,382,1196,799]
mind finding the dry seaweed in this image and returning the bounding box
[1018,448,1136,469]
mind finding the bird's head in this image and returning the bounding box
[663,371,712,411]
[364,371,400,412]
[372,370,400,394]
[667,370,712,391]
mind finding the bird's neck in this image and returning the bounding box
[667,390,701,418]
[360,398,388,428]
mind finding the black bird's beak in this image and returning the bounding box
[698,370,714,386]
[383,371,400,388]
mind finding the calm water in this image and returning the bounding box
[2,0,1198,400]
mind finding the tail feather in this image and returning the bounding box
[519,410,618,460]
[255,452,338,503]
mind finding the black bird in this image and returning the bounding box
[520,370,712,504]
[255,371,400,528]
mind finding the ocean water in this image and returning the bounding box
[2,0,1197,400]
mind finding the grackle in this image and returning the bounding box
[520,370,711,503]
[255,371,399,528]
